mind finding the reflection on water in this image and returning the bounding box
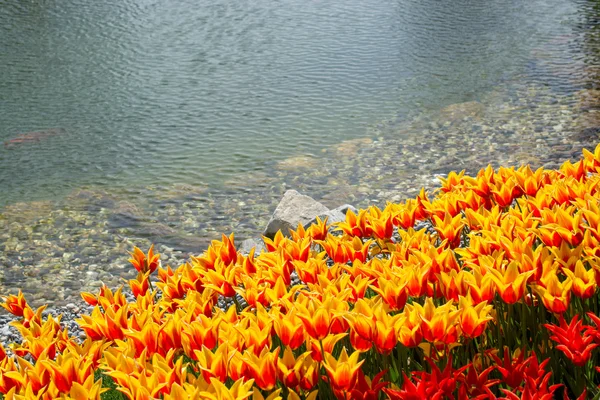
[2,0,600,304]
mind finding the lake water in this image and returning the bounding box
[2,0,600,305]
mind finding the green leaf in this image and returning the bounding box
[94,369,125,400]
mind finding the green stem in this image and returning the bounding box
[507,303,514,349]
[520,301,528,349]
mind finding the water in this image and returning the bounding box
[2,0,600,304]
[0,0,583,201]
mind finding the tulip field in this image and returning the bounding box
[3,145,600,399]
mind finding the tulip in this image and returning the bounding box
[409,298,460,345]
[437,270,470,302]
[272,308,305,350]
[198,377,255,400]
[491,178,518,208]
[490,347,526,389]
[322,347,364,393]
[277,347,309,389]
[0,291,29,317]
[457,295,493,338]
[336,209,373,238]
[383,374,428,400]
[244,347,280,391]
[532,273,572,314]
[439,169,466,193]
[368,208,395,240]
[194,345,230,383]
[348,369,389,400]
[308,333,347,363]
[562,261,596,299]
[307,216,329,241]
[432,212,465,248]
[128,244,161,274]
[544,315,598,367]
[583,143,600,172]
[128,271,151,298]
[371,277,408,311]
[487,261,534,304]
[390,199,418,229]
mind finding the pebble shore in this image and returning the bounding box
[2,80,600,341]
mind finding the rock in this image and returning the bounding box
[139,222,177,237]
[304,204,357,228]
[238,238,266,256]
[572,111,600,133]
[575,89,600,111]
[439,101,485,123]
[574,126,600,141]
[276,155,319,171]
[334,138,373,156]
[263,190,329,239]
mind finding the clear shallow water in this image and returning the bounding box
[2,0,600,304]
[0,0,587,201]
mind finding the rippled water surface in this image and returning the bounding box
[2,0,600,304]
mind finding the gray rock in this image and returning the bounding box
[263,190,329,239]
[439,101,485,123]
[304,204,357,228]
[238,238,266,256]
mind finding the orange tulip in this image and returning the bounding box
[200,377,255,400]
[563,261,596,299]
[372,304,402,354]
[293,256,328,285]
[180,314,219,359]
[322,347,365,393]
[368,208,394,240]
[128,271,151,298]
[409,298,460,345]
[464,165,494,198]
[336,209,373,238]
[295,295,347,340]
[371,277,408,311]
[397,312,423,348]
[244,347,280,391]
[432,213,465,248]
[40,352,95,394]
[390,200,418,229]
[128,244,161,274]
[457,295,493,338]
[487,261,534,304]
[277,347,309,389]
[437,270,471,302]
[439,169,466,193]
[532,273,573,314]
[307,216,329,241]
[462,265,496,305]
[583,143,600,172]
[0,291,30,317]
[194,345,230,383]
[272,308,305,350]
[308,333,347,363]
[201,259,239,298]
[491,178,517,208]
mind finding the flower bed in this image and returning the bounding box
[3,145,600,399]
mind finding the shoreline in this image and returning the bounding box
[1,83,600,307]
